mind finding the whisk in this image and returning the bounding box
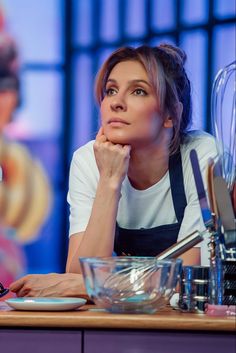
[107,259,166,295]
[211,60,236,192]
[104,230,206,291]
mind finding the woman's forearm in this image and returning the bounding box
[9,273,86,297]
[68,178,121,273]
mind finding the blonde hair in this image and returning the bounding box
[95,44,192,154]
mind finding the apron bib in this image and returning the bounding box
[114,150,187,256]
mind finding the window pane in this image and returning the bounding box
[181,0,208,24]
[151,0,175,30]
[7,71,63,139]
[212,24,236,149]
[123,40,144,47]
[149,36,175,46]
[73,0,94,46]
[180,30,207,130]
[99,0,120,42]
[23,190,64,273]
[4,0,62,63]
[125,0,147,38]
[214,0,236,19]
[97,47,117,69]
[72,55,95,153]
[213,25,236,77]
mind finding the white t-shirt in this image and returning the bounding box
[67,131,218,265]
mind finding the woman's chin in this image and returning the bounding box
[105,132,130,145]
[110,138,129,145]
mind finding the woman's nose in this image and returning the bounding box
[110,95,127,112]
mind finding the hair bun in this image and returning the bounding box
[159,43,187,66]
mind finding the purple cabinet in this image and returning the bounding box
[0,328,235,353]
[0,329,82,353]
[84,330,236,353]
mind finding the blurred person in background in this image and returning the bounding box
[0,26,52,296]
[0,30,26,293]
[9,43,218,298]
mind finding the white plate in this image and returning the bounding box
[5,297,87,311]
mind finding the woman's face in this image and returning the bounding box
[100,60,172,148]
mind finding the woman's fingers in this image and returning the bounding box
[96,127,107,143]
[9,277,26,292]
[94,142,131,183]
[10,275,41,297]
[123,144,131,154]
[16,286,31,297]
[96,126,104,138]
[94,126,131,186]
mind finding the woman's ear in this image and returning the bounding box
[163,102,183,128]
[163,116,173,128]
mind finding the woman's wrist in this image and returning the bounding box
[98,176,123,194]
[63,273,87,296]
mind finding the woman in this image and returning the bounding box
[10,44,218,297]
[66,44,218,272]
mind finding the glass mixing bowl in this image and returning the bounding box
[80,257,182,314]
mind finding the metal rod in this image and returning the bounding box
[157,230,207,260]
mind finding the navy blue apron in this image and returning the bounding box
[114,150,187,256]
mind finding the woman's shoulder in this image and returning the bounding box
[180,131,218,183]
[73,140,95,161]
[180,130,219,166]
[181,130,217,153]
[69,140,98,180]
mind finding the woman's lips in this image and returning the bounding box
[107,118,130,125]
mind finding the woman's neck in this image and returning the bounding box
[128,144,170,190]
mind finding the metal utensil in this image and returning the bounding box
[213,176,236,251]
[207,158,223,225]
[157,230,205,260]
[104,230,206,290]
[211,60,236,193]
[190,149,214,231]
[207,158,218,227]
[214,176,235,231]
[232,182,236,215]
[189,149,220,264]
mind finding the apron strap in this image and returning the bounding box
[168,148,187,223]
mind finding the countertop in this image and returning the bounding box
[0,302,235,331]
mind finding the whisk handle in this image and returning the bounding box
[157,230,206,260]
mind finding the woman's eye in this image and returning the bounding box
[133,88,147,96]
[105,88,117,96]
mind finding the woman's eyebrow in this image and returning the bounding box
[106,79,116,83]
[106,78,151,86]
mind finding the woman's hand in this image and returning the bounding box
[94,127,131,189]
[9,273,86,298]
[67,127,131,267]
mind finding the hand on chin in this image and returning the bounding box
[104,130,129,146]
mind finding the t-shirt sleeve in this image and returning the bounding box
[177,133,219,264]
[67,145,98,236]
